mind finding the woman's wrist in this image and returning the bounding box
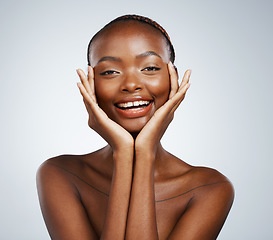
[135,140,157,160]
[111,136,134,153]
[113,145,134,165]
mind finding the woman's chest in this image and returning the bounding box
[74,176,193,238]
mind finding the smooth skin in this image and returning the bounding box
[37,21,234,240]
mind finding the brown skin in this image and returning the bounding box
[37,21,234,240]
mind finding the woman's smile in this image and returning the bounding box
[114,96,153,118]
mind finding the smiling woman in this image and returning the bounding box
[89,19,171,134]
[36,14,234,240]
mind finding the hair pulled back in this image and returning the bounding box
[87,14,175,66]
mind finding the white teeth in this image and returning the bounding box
[117,100,150,108]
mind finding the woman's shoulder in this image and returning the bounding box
[37,154,85,177]
[166,153,233,189]
[38,146,107,172]
[36,149,105,184]
[181,165,235,203]
[156,153,234,205]
[36,154,85,192]
[187,166,232,184]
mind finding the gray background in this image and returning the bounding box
[1,0,272,239]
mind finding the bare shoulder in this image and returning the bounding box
[163,165,234,239]
[165,152,234,193]
[38,154,83,173]
[36,147,110,198]
[188,166,232,183]
[36,153,96,195]
[168,165,234,239]
[184,166,235,205]
[156,153,234,206]
[163,153,235,203]
[37,148,104,179]
[36,153,102,240]
[36,154,85,195]
[36,154,82,184]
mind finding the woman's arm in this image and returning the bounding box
[77,67,135,240]
[125,150,157,239]
[100,149,133,240]
[125,63,191,239]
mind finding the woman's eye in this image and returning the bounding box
[142,66,161,72]
[100,70,119,76]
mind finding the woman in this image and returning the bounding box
[37,15,234,239]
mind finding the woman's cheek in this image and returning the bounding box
[94,80,114,108]
[148,75,170,101]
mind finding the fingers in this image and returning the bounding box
[87,66,97,103]
[178,69,191,92]
[171,81,190,113]
[168,67,191,100]
[77,82,93,103]
[165,69,191,115]
[76,67,96,102]
[168,62,179,99]
[76,69,91,94]
[168,62,190,101]
[77,81,104,121]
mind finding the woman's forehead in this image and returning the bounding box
[96,20,164,41]
[89,21,169,65]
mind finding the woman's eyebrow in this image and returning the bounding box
[97,56,122,64]
[136,51,162,59]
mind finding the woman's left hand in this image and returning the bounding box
[135,62,191,157]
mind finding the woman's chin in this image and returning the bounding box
[125,124,145,136]
[120,119,148,136]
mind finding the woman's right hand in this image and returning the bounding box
[77,66,134,152]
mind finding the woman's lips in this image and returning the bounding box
[115,99,153,118]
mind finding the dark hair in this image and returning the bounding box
[87,14,175,66]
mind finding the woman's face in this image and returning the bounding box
[89,21,171,134]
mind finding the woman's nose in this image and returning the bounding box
[120,71,143,93]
